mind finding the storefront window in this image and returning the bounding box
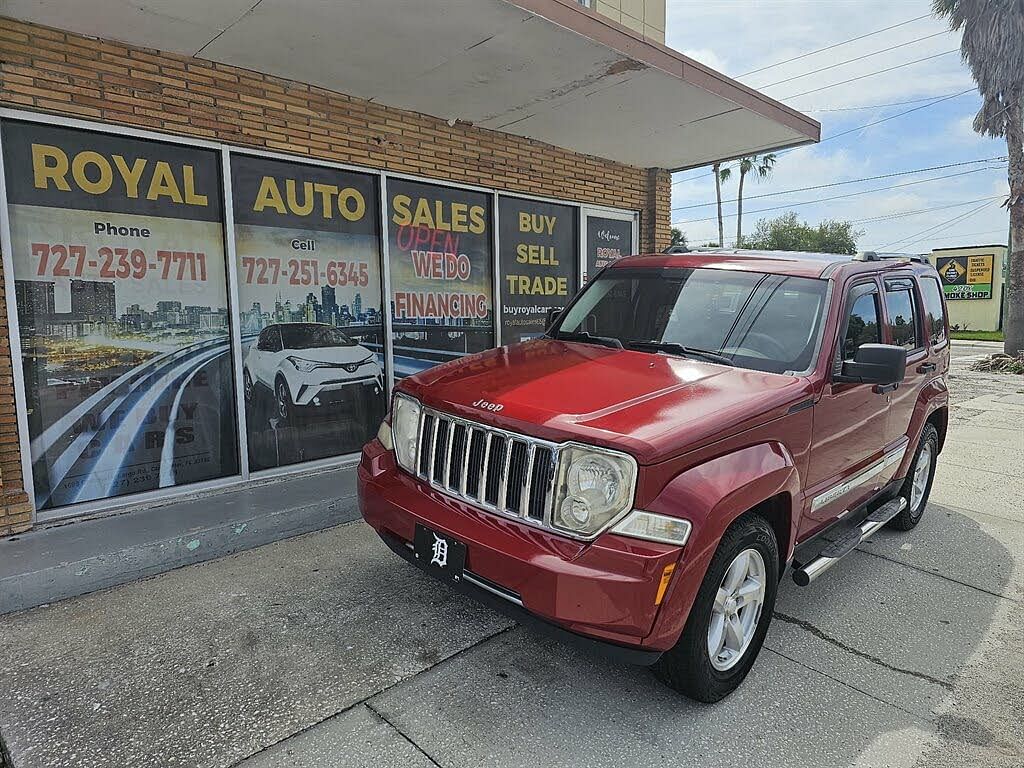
[584,214,634,283]
[498,196,578,344]
[230,154,386,470]
[386,179,494,379]
[1,121,239,510]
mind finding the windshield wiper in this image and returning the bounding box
[552,330,624,349]
[627,340,734,366]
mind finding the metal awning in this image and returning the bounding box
[2,0,820,170]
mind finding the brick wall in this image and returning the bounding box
[0,16,671,536]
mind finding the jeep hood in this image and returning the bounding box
[399,339,813,464]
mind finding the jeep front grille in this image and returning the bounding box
[416,408,557,526]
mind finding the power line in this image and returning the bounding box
[876,199,998,250]
[671,166,1005,226]
[671,89,976,188]
[755,31,949,90]
[780,49,961,100]
[671,157,1006,212]
[804,92,966,112]
[850,195,1004,223]
[904,226,1007,243]
[737,14,932,77]
[878,201,996,250]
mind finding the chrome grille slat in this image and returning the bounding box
[460,427,473,496]
[522,444,536,517]
[416,407,560,530]
[498,439,513,511]
[443,422,456,487]
[481,433,493,502]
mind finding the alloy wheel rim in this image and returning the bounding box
[910,443,932,512]
[708,548,766,672]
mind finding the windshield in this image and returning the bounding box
[551,267,829,375]
[279,324,357,350]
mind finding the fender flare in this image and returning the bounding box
[898,380,950,477]
[641,442,801,650]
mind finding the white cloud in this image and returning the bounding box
[664,0,1009,253]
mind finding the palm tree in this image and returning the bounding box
[713,162,726,247]
[933,1,1024,356]
[734,154,777,246]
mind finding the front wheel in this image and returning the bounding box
[274,376,293,423]
[653,514,779,702]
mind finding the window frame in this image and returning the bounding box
[833,278,883,377]
[882,275,926,355]
[919,275,949,350]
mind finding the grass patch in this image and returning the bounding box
[950,330,1004,342]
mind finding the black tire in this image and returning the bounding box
[889,423,938,531]
[653,514,779,702]
[243,369,254,405]
[274,376,292,423]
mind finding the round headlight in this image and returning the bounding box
[391,395,422,471]
[551,445,636,537]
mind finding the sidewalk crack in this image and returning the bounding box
[224,624,516,768]
[852,548,1019,603]
[773,611,954,690]
[764,647,932,722]
[366,702,445,768]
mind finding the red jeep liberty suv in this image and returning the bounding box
[359,249,949,702]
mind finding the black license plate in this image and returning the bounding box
[413,524,467,583]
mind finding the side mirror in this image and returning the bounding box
[545,307,562,332]
[835,343,907,386]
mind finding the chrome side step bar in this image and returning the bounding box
[792,497,907,587]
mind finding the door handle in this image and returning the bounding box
[917,362,937,373]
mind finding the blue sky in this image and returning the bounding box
[665,0,1010,253]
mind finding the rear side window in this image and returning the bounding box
[883,283,921,350]
[920,277,947,346]
[843,292,881,359]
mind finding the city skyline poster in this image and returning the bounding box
[230,154,386,470]
[1,120,240,510]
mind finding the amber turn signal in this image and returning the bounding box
[655,563,676,606]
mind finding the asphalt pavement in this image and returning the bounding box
[1,343,1021,768]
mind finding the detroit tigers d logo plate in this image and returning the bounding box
[414,524,467,583]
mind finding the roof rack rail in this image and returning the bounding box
[855,251,929,264]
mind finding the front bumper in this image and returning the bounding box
[287,368,383,406]
[358,439,687,657]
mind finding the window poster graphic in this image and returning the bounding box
[1,120,239,510]
[387,179,494,379]
[498,196,578,344]
[231,155,386,470]
[585,215,634,283]
[936,254,994,300]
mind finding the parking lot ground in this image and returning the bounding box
[1,346,1022,768]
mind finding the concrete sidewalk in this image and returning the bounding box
[1,350,1022,768]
